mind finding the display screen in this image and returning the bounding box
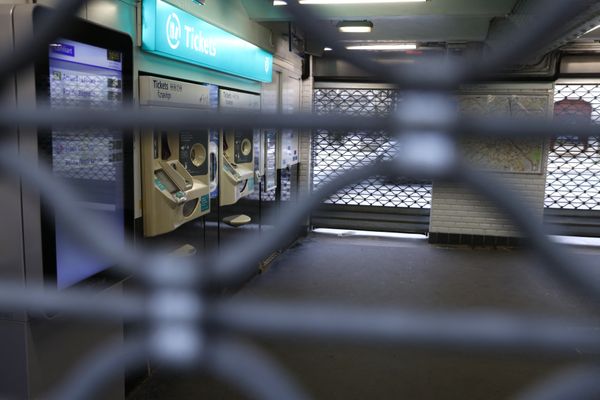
[47,39,125,289]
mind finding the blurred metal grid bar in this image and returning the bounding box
[0,0,600,399]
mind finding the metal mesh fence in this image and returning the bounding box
[312,87,432,208]
[546,84,600,210]
[2,1,600,399]
[280,167,293,202]
[246,180,277,202]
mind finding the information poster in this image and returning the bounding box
[264,130,277,191]
[458,94,548,174]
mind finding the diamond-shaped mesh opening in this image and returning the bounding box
[545,85,600,210]
[312,88,431,208]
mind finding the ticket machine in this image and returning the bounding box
[218,88,261,207]
[0,5,133,398]
[140,76,212,236]
[220,129,255,207]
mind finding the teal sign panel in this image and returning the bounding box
[142,0,273,82]
[200,194,210,212]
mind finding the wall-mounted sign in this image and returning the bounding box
[139,75,210,108]
[218,88,260,110]
[142,0,273,83]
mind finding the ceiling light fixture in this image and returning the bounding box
[337,20,373,33]
[274,0,425,5]
[301,0,425,3]
[585,24,600,34]
[346,43,417,51]
[324,47,333,51]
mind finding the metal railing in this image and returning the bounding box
[2,0,600,399]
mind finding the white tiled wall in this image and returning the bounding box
[429,170,547,237]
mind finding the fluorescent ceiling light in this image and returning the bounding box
[301,0,425,3]
[339,26,372,33]
[337,20,373,33]
[346,43,417,51]
[376,58,416,64]
[585,24,600,34]
[324,47,333,51]
[274,0,425,5]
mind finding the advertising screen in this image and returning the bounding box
[47,39,126,289]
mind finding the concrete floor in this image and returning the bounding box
[129,232,599,400]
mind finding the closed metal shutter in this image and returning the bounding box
[311,83,430,233]
[545,83,600,236]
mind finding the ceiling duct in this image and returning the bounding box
[486,0,600,67]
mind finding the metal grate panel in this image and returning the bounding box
[312,88,432,208]
[246,181,277,202]
[546,84,600,210]
[280,167,293,201]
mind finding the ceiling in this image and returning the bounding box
[241,0,521,45]
[322,15,493,42]
[241,0,600,64]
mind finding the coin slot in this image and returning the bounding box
[190,143,207,167]
[241,138,252,157]
[182,198,199,217]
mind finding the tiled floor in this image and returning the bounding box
[129,232,599,400]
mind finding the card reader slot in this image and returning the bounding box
[222,155,242,182]
[155,169,179,194]
[159,160,194,191]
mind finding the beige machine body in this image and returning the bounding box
[219,88,261,206]
[140,76,211,236]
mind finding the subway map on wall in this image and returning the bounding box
[458,95,548,174]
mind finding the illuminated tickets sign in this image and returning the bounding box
[142,0,273,83]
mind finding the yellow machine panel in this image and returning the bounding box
[218,88,261,207]
[219,129,255,206]
[140,76,212,236]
